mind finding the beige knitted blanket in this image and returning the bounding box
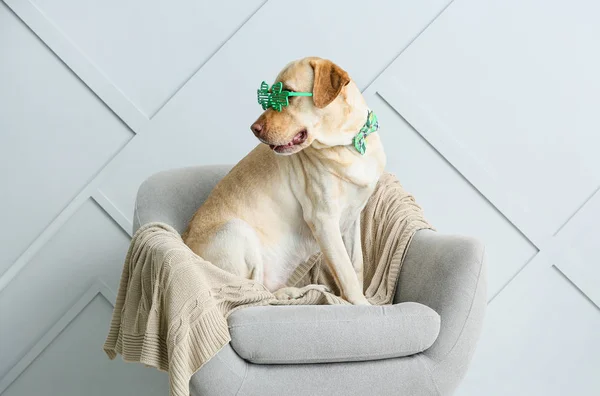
[103,173,431,396]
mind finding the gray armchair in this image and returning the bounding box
[133,165,487,396]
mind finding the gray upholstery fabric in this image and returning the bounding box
[395,229,488,395]
[228,302,440,364]
[133,164,233,235]
[191,345,440,396]
[135,166,487,396]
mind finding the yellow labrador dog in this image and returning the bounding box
[183,57,385,305]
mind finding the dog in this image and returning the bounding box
[183,57,386,305]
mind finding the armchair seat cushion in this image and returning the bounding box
[227,302,440,364]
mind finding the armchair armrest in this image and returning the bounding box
[394,229,487,394]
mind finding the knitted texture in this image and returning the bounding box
[103,172,432,396]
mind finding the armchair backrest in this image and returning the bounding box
[133,165,232,234]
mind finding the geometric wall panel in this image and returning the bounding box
[551,190,600,308]
[368,93,538,299]
[373,0,600,245]
[2,293,168,396]
[0,199,130,379]
[30,0,265,117]
[0,3,133,278]
[458,265,600,395]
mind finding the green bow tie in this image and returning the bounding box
[352,110,379,155]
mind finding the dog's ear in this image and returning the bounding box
[310,59,350,108]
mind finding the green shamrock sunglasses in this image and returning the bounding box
[257,81,312,111]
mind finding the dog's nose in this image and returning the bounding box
[251,123,263,137]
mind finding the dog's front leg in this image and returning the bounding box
[312,220,369,305]
[342,218,364,292]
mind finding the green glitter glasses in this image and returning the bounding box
[257,81,312,111]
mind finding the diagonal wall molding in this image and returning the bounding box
[0,138,132,294]
[2,0,148,133]
[0,280,116,393]
[361,0,456,95]
[376,84,545,248]
[374,86,598,309]
[149,0,269,119]
[549,186,600,308]
[92,191,133,237]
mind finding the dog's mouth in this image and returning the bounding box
[269,130,308,153]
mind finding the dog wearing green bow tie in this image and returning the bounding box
[184,57,386,305]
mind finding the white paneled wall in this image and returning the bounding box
[0,0,598,395]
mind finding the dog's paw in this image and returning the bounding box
[273,287,304,300]
[304,284,330,294]
[273,285,331,300]
[346,294,371,306]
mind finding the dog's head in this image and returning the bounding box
[251,57,368,155]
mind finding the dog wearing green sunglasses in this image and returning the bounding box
[184,57,386,305]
